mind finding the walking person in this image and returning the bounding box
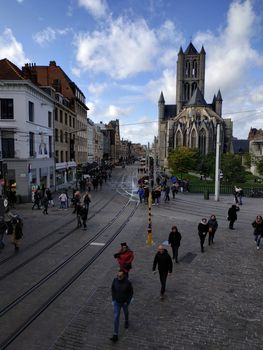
[110,270,133,343]
[46,188,54,207]
[32,190,41,210]
[11,216,23,251]
[59,191,67,209]
[79,205,88,230]
[168,226,182,263]
[83,192,91,211]
[171,183,177,199]
[0,216,7,250]
[252,215,263,250]
[137,186,145,203]
[198,218,208,252]
[228,204,240,230]
[114,243,134,279]
[164,185,170,202]
[76,202,83,228]
[42,195,49,215]
[152,245,173,300]
[207,214,218,245]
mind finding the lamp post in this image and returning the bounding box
[67,128,86,189]
[214,123,221,201]
[146,142,154,245]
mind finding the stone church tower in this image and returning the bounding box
[158,42,232,169]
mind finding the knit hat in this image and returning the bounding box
[121,242,127,247]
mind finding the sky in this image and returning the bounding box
[0,0,263,145]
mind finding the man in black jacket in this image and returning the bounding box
[110,270,133,343]
[152,245,173,300]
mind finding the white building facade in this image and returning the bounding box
[0,80,54,201]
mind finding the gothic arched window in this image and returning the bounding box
[198,129,206,155]
[191,82,197,96]
[185,61,190,77]
[175,130,183,147]
[192,60,197,77]
[184,83,190,101]
[191,129,197,148]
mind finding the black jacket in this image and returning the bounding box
[111,277,133,304]
[252,220,263,236]
[152,249,173,273]
[168,231,182,246]
[228,205,240,220]
[198,222,208,234]
[0,221,7,235]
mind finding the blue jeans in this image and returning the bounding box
[113,301,128,335]
[255,234,261,247]
[60,201,66,209]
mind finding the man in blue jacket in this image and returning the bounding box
[110,270,133,343]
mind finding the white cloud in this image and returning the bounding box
[194,0,262,100]
[33,27,71,46]
[74,16,159,79]
[146,68,176,103]
[104,104,132,118]
[87,82,107,95]
[0,28,29,66]
[78,0,108,18]
[121,118,158,144]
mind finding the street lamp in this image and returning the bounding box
[214,123,221,201]
[67,128,86,188]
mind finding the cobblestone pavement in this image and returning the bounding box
[50,193,263,350]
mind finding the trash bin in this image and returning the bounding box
[204,190,209,200]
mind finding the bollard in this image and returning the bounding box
[204,189,209,200]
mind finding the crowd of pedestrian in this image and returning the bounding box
[137,173,190,205]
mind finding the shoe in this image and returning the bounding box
[125,320,129,329]
[257,246,260,250]
[110,335,118,342]
[160,294,164,300]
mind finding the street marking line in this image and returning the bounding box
[90,242,105,246]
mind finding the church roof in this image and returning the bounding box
[232,139,249,154]
[187,87,207,106]
[184,42,198,55]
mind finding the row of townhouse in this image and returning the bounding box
[0,59,135,202]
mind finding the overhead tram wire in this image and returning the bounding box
[119,108,263,127]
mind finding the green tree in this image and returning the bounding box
[221,153,246,183]
[168,147,199,178]
[243,152,252,169]
[256,157,263,175]
[196,153,215,178]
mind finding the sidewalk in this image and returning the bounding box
[50,194,263,350]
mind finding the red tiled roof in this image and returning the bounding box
[0,58,25,80]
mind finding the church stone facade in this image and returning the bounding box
[158,42,232,168]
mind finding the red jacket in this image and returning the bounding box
[115,249,134,272]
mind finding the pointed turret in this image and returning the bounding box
[217,89,222,101]
[158,91,165,104]
[158,91,165,122]
[178,46,183,55]
[200,46,206,54]
[215,89,223,116]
